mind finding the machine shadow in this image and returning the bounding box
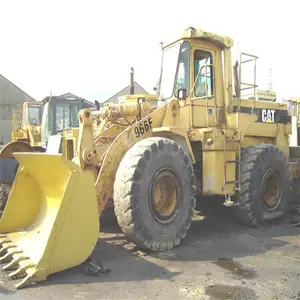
[36,219,179,287]
[37,242,179,287]
[97,202,300,263]
[151,203,300,262]
[32,203,300,289]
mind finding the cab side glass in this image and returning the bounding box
[194,50,213,97]
[70,104,80,127]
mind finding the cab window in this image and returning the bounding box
[194,50,213,97]
[28,104,43,125]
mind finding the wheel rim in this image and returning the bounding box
[261,168,282,212]
[149,168,181,224]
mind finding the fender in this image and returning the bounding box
[94,104,168,214]
[0,141,33,158]
[76,104,168,214]
[0,141,33,184]
[152,126,195,163]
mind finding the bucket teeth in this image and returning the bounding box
[14,267,38,289]
[0,243,24,263]
[0,242,37,289]
[3,253,29,271]
[0,252,13,263]
[0,248,22,263]
[8,259,35,280]
[0,238,11,245]
[0,243,16,255]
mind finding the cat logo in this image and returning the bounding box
[262,109,275,123]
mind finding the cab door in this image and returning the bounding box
[189,40,225,128]
[190,46,217,128]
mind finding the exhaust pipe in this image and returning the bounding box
[130,67,134,95]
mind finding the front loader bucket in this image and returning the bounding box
[0,153,99,289]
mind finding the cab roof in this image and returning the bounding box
[163,27,234,49]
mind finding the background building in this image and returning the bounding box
[101,81,148,107]
[0,74,35,144]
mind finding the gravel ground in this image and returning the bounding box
[0,205,300,300]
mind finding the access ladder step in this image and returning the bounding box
[226,160,239,163]
[225,180,239,184]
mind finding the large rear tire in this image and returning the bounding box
[114,137,196,251]
[236,144,291,226]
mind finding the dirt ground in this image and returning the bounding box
[1,205,300,300]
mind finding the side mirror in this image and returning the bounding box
[176,88,187,100]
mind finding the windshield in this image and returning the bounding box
[55,103,80,132]
[158,43,181,100]
[27,104,43,125]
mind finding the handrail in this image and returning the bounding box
[239,52,258,112]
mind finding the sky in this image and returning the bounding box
[0,0,299,103]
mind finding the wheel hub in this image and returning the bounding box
[149,168,181,224]
[261,168,282,212]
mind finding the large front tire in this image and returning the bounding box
[114,137,196,251]
[236,144,291,227]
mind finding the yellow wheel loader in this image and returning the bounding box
[1,27,300,289]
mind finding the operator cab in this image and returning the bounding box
[157,28,232,102]
[41,95,88,149]
[156,27,233,127]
